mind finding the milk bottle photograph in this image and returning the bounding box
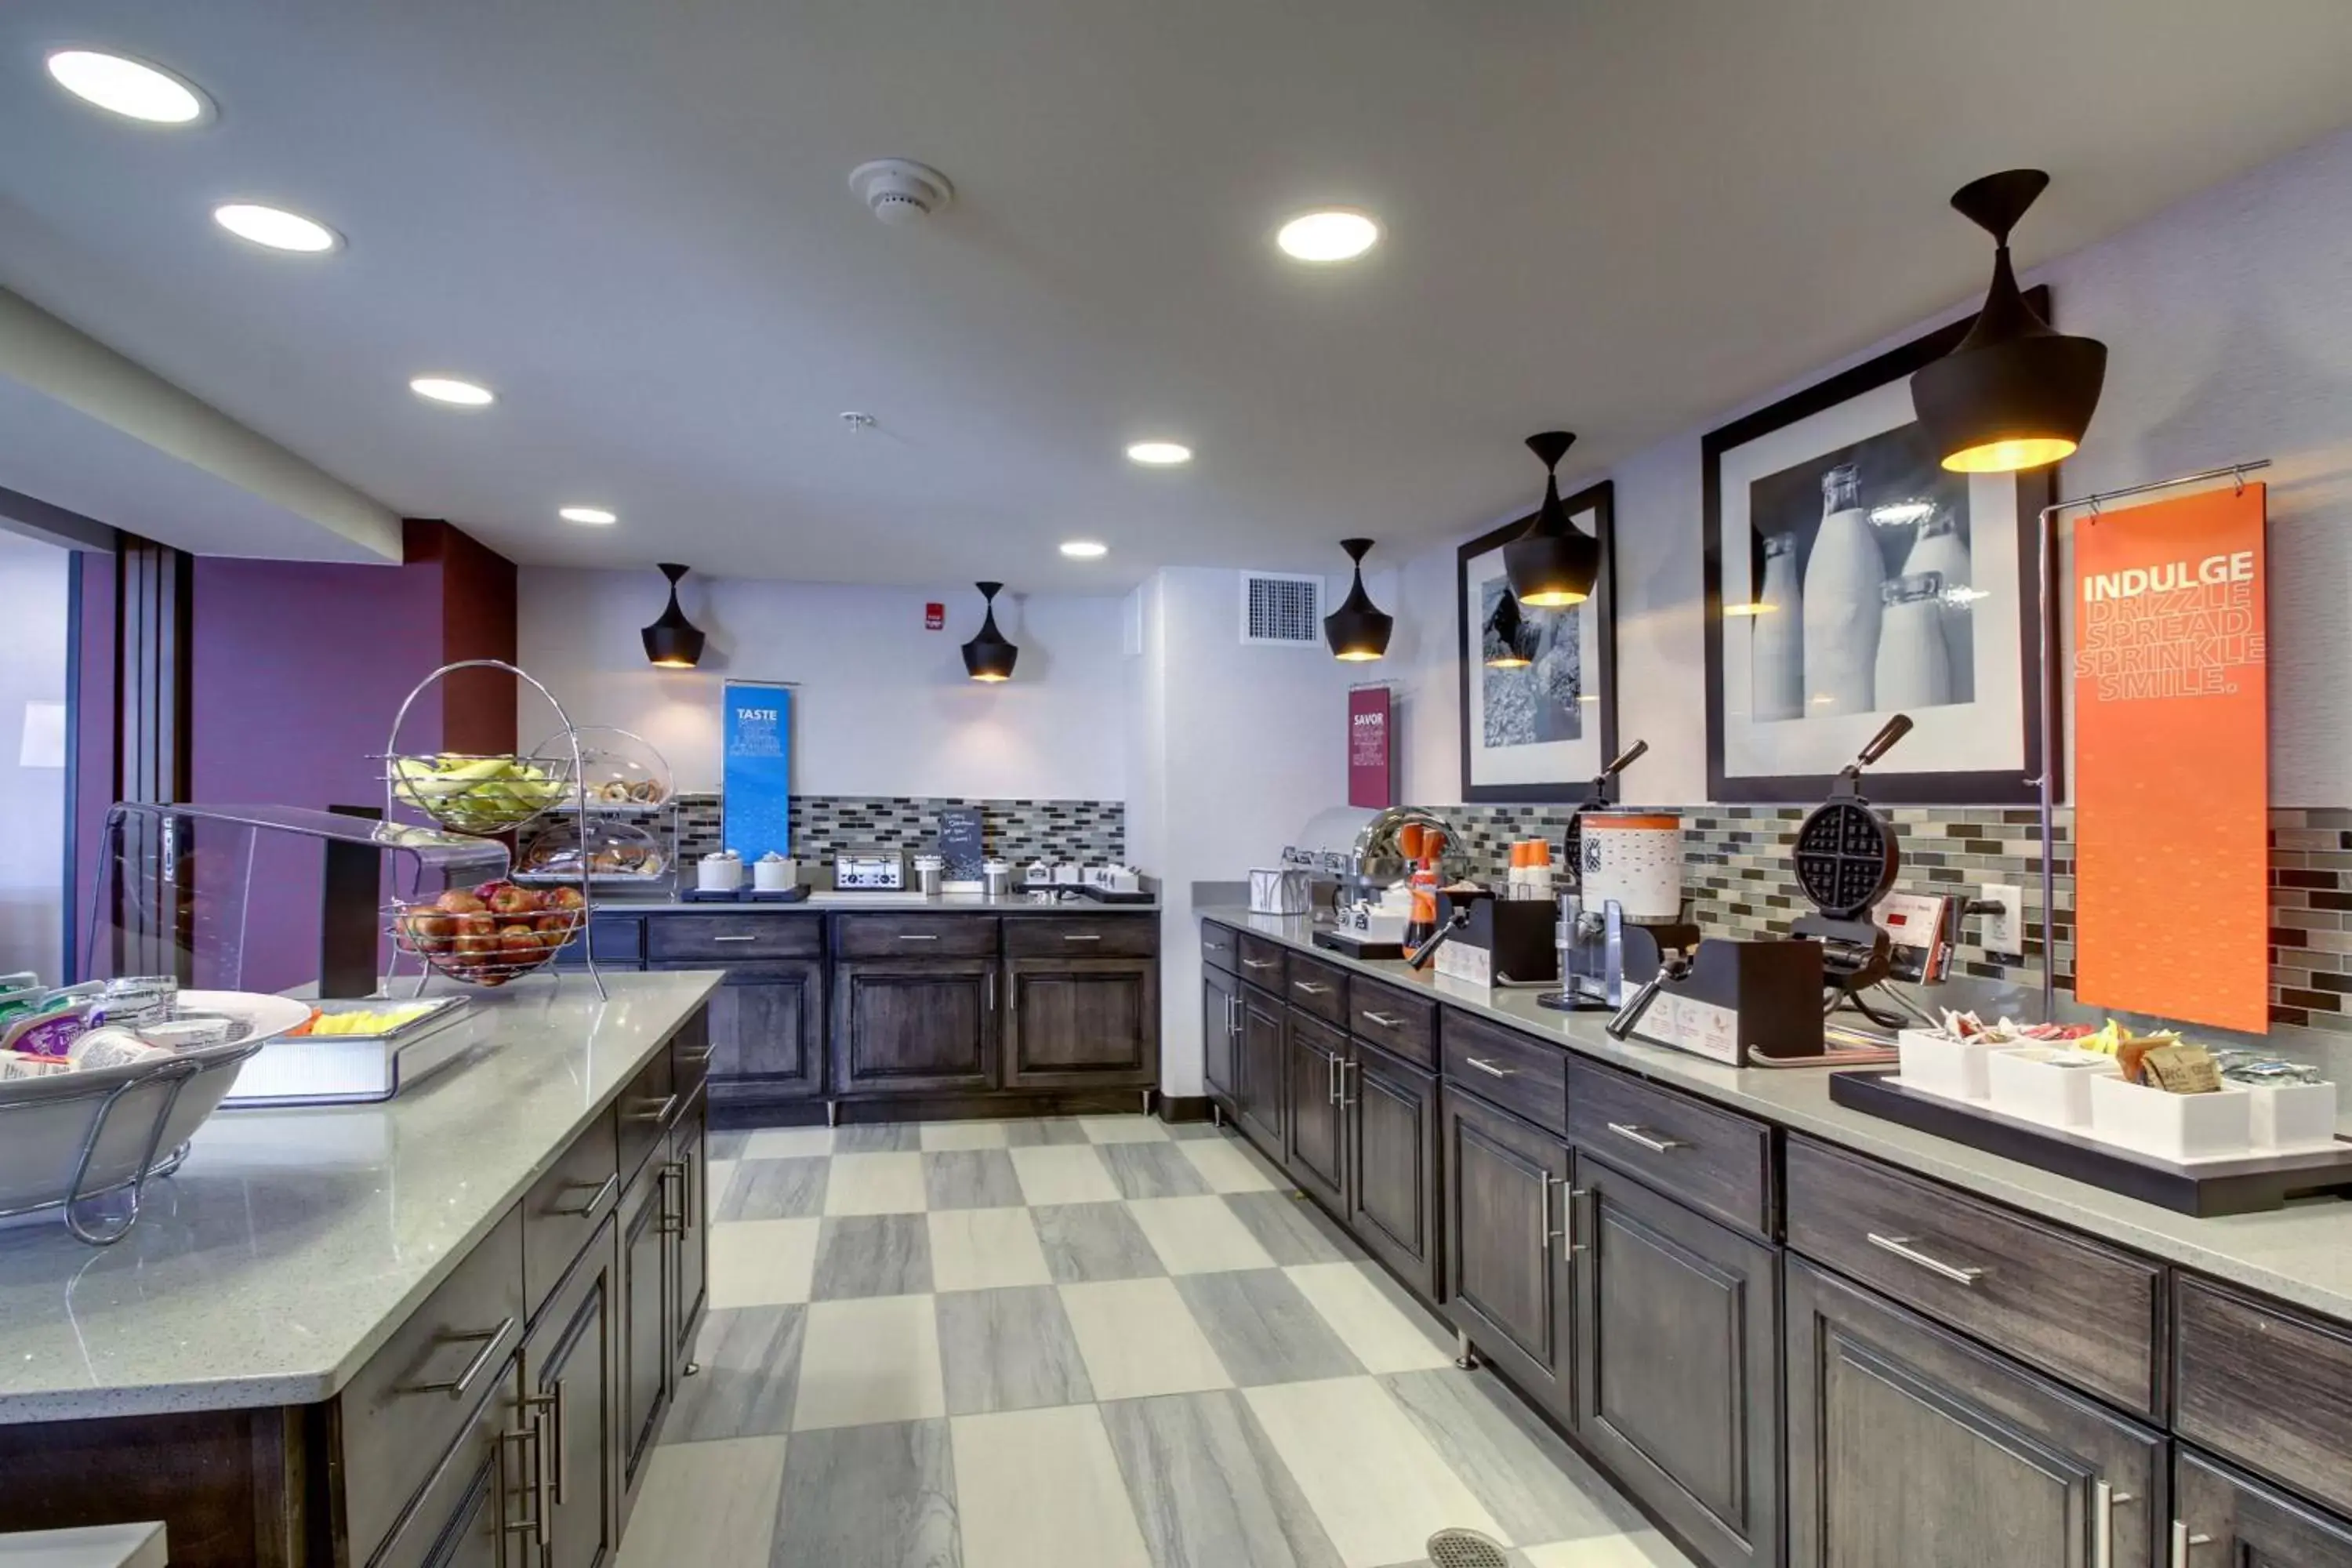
[1900,508,1975,703]
[1750,531,1804,720]
[1799,463,1883,713]
[1875,571,1952,709]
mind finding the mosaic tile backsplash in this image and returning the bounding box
[601,794,1127,869]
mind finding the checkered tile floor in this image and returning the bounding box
[619,1114,1691,1568]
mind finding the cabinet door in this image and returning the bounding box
[832,961,997,1095]
[367,1363,519,1568]
[1443,1088,1575,1421]
[615,1156,671,1537]
[1348,1041,1440,1305]
[1203,965,1240,1105]
[1284,1012,1348,1212]
[523,1217,619,1568]
[2176,1446,2352,1567]
[1576,1160,1778,1568]
[689,963,822,1104]
[669,1091,709,1364]
[1236,986,1287,1156]
[1787,1256,2165,1568]
[1002,957,1158,1090]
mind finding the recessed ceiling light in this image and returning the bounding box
[1276,209,1380,263]
[1125,441,1192,466]
[212,202,340,254]
[45,49,209,124]
[409,376,495,408]
[1722,601,1777,618]
[1059,540,1108,559]
[560,506,617,526]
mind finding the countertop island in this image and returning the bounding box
[589,888,1159,913]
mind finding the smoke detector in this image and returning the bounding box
[848,158,954,223]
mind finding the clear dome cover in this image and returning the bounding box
[537,726,673,811]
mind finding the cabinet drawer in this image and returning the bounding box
[521,1107,619,1323]
[644,913,822,962]
[615,1050,677,1185]
[2176,1276,2352,1518]
[1285,951,1350,1027]
[1349,976,1436,1069]
[835,913,1000,959]
[1201,920,1240,975]
[1236,932,1288,989]
[337,1205,525,1563]
[1784,1136,2161,1414]
[365,1359,517,1568]
[1442,1011,1567,1136]
[553,913,644,968]
[1567,1060,1772,1238]
[1005,915,1158,958]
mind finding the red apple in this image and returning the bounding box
[436,889,488,916]
[498,924,544,964]
[541,886,585,913]
[452,931,499,960]
[489,885,540,917]
[456,913,499,938]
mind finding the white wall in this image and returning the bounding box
[518,568,1129,800]
[1393,122,2352,809]
[0,532,70,981]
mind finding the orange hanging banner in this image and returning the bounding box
[2071,483,2268,1031]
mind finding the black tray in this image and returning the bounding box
[679,885,809,904]
[1074,884,1154,905]
[1828,1069,2352,1217]
[1313,929,1405,961]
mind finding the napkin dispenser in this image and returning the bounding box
[1433,893,1561,988]
[1605,938,1824,1066]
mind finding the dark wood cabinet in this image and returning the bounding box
[1284,1011,1349,1211]
[1347,1040,1439,1303]
[1237,985,1287,1152]
[1575,1161,1778,1568]
[832,961,999,1094]
[1787,1256,2165,1568]
[1443,1087,1576,1421]
[669,1092,709,1365]
[1001,956,1157,1090]
[368,1363,520,1568]
[2176,1446,2352,1566]
[523,1217,619,1568]
[615,1152,670,1537]
[681,962,823,1105]
[1203,964,1240,1107]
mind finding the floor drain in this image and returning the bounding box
[1426,1527,1511,1568]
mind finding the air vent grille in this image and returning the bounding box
[1241,572,1322,645]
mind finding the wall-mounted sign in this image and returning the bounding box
[720,681,793,860]
[2072,483,2267,1032]
[925,602,945,630]
[1348,687,1395,809]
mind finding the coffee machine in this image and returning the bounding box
[1543,742,1702,1011]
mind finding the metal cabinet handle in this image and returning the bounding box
[1463,1056,1516,1079]
[659,1161,687,1236]
[403,1316,516,1399]
[986,970,996,1011]
[500,1421,546,1549]
[1540,1173,1564,1254]
[1327,1051,1341,1105]
[1241,958,1277,971]
[550,1171,619,1218]
[1293,980,1332,996]
[1865,1232,1989,1286]
[677,1044,717,1063]
[1341,1059,1358,1108]
[1606,1122,1689,1154]
[628,1093,681,1126]
[897,933,939,942]
[1361,1011,1404,1028]
[1571,1186,1592,1258]
[1064,933,1102,942]
[522,1386,566,1507]
[1228,995,1241,1035]
[712,933,760,943]
[2092,1482,2136,1568]
[2169,1521,2212,1566]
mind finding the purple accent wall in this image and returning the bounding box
[69,551,114,982]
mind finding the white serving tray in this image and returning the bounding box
[222,996,477,1108]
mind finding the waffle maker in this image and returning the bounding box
[1789,715,1913,1027]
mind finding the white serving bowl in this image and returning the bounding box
[1986,1047,2119,1129]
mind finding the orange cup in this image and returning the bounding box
[1399,823,1425,861]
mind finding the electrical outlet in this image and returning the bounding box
[1980,883,2026,957]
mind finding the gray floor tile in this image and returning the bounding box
[924,1149,1027,1210]
[811,1214,934,1300]
[707,1128,753,1159]
[719,1156,830,1221]
[1102,1142,1214,1200]
[936,1284,1095,1415]
[1164,1120,1237,1141]
[666,1305,806,1442]
[834,1123,923,1152]
[1002,1117,1091,1147]
[1099,1390,1345,1568]
[1033,1202,1167,1283]
[770,1418,962,1568]
[1381,1367,1648,1545]
[1222,1191,1366,1265]
[1174,1269,1364,1386]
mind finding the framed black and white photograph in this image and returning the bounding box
[1703,294,2054,803]
[1457,481,1617,801]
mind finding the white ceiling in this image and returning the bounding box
[2,0,2350,588]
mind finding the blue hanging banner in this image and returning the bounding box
[720,681,793,859]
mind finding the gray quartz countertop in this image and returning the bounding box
[1200,907,2352,1326]
[0,969,722,1425]
[597,891,1158,913]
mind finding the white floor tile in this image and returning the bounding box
[616,1435,788,1567]
[790,1294,947,1431]
[1080,1115,1171,1144]
[929,1207,1052,1291]
[707,1218,820,1308]
[1284,1262,1454,1374]
[1243,1377,1507,1568]
[920,1120,1013,1151]
[704,1157,738,1223]
[1058,1277,1235,1399]
[743,1126,833,1159]
[822,1151,929,1215]
[1176,1136,1279,1193]
[1008,1143,1121,1206]
[952,1405,1152,1568]
[1126,1196,1278,1275]
[1524,1530,1693,1567]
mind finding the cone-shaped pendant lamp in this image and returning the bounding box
[1504,431,1598,607]
[641,563,706,668]
[1911,169,2107,474]
[961,581,1018,682]
[1323,539,1393,662]
[1483,585,1532,668]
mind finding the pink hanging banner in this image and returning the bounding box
[1348,687,1395,808]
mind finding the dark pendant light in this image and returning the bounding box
[1483,585,1532,669]
[961,581,1018,682]
[1504,430,1598,607]
[641,562,706,668]
[1323,538,1393,662]
[1911,169,2108,474]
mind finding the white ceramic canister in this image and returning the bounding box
[1750,531,1805,721]
[698,850,744,893]
[1800,463,1884,715]
[753,854,797,892]
[1577,811,1684,923]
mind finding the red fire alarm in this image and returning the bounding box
[924,602,945,630]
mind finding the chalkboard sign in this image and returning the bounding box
[937,806,985,882]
